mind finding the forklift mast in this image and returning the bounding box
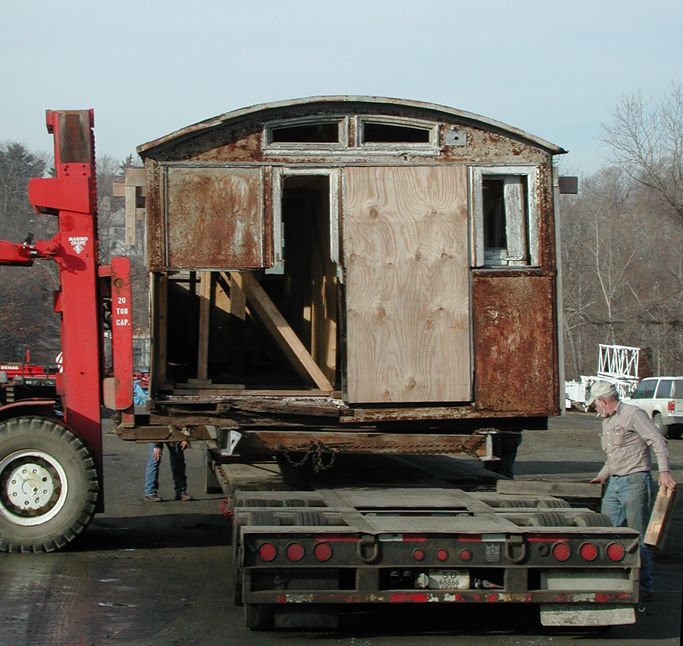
[0,110,134,476]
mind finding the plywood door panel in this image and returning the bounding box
[344,166,471,403]
[165,167,264,269]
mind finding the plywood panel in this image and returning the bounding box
[344,166,470,403]
[165,167,264,269]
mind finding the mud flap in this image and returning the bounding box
[540,603,635,627]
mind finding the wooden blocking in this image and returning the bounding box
[644,486,677,550]
[240,272,333,391]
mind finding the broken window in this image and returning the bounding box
[264,118,345,149]
[357,117,438,151]
[362,122,431,143]
[270,122,340,143]
[472,167,539,267]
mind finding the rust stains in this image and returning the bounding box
[165,166,265,269]
[472,273,558,414]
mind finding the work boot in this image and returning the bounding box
[145,494,163,502]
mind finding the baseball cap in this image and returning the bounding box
[586,380,618,407]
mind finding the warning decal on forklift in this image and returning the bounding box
[68,236,88,254]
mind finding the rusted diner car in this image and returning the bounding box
[132,96,566,464]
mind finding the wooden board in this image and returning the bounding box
[644,485,677,549]
[240,272,334,391]
[343,166,470,403]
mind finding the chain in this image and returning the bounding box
[281,435,485,467]
[282,441,338,472]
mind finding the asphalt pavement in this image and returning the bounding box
[0,412,681,645]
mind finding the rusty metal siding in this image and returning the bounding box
[163,166,266,269]
[472,273,558,414]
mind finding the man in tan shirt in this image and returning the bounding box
[588,380,676,602]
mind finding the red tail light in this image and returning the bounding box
[412,549,426,562]
[606,542,625,562]
[314,542,333,562]
[459,549,473,562]
[579,542,599,561]
[552,542,571,561]
[436,549,449,562]
[286,543,305,562]
[668,400,675,412]
[258,543,277,562]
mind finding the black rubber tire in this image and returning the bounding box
[536,498,571,509]
[572,512,612,527]
[667,425,683,440]
[0,416,99,553]
[526,511,568,527]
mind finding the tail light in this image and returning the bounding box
[668,400,675,412]
[436,549,449,562]
[314,542,333,562]
[286,543,305,562]
[258,543,278,562]
[459,549,473,562]
[606,542,625,562]
[412,549,426,562]
[552,542,571,561]
[579,542,599,561]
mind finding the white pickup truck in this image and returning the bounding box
[623,377,683,439]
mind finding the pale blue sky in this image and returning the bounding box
[1,0,680,174]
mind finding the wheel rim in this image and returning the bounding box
[0,450,68,526]
[653,415,662,430]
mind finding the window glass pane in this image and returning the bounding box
[270,122,340,143]
[637,380,657,398]
[656,379,673,398]
[673,380,683,398]
[483,178,507,250]
[363,122,431,143]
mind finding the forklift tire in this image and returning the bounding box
[0,416,99,552]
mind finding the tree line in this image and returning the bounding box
[1,86,681,378]
[561,85,683,377]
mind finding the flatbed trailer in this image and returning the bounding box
[232,485,638,629]
[0,102,640,630]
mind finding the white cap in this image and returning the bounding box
[586,380,618,407]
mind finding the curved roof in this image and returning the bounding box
[137,95,567,155]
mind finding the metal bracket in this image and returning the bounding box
[219,430,243,456]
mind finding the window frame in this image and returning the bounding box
[263,116,348,154]
[271,167,341,275]
[655,379,673,399]
[355,115,439,155]
[471,165,540,268]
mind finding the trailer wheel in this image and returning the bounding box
[0,416,99,552]
[526,512,568,527]
[244,603,274,630]
[536,499,571,509]
[572,512,612,527]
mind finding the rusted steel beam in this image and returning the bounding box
[247,430,491,458]
[340,406,548,424]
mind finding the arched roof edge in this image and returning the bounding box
[137,95,567,155]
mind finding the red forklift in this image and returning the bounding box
[0,110,133,551]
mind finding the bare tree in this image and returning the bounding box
[601,84,683,221]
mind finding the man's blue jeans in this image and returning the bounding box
[144,443,188,497]
[601,471,655,592]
